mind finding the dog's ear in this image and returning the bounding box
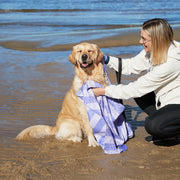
[68,47,77,65]
[96,48,103,63]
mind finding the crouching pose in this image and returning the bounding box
[93,18,180,142]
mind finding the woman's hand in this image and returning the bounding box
[92,88,105,97]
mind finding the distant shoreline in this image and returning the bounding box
[0,27,179,52]
[93,26,180,49]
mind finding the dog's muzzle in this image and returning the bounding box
[82,54,88,61]
[80,54,93,69]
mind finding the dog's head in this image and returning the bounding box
[68,42,103,69]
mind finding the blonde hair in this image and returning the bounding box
[142,18,174,65]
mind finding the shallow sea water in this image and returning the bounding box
[0,0,180,48]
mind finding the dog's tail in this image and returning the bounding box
[16,125,57,140]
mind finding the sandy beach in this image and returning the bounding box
[0,26,180,180]
[0,27,180,52]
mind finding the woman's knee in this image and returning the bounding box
[144,104,180,138]
[134,92,156,115]
[144,116,162,137]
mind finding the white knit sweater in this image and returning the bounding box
[105,41,180,109]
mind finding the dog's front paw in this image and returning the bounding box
[68,136,82,143]
[88,135,99,147]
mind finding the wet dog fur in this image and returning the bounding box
[16,42,108,147]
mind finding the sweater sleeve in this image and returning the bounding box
[105,59,179,99]
[107,50,150,75]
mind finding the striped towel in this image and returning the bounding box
[76,67,133,154]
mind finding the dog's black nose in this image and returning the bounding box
[81,54,88,61]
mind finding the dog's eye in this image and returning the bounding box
[78,50,82,53]
[88,50,93,53]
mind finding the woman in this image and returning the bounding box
[93,18,180,142]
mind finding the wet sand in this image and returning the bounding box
[0,29,180,180]
[0,27,180,52]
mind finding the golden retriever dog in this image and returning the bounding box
[16,42,108,147]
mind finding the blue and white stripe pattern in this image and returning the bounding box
[76,64,133,154]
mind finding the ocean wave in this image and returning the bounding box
[0,22,140,29]
[0,8,179,14]
[0,9,96,13]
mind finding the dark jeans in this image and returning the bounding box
[134,92,180,139]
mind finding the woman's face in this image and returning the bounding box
[139,28,152,52]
